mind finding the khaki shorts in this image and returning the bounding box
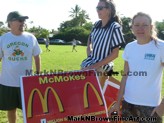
[0,84,22,110]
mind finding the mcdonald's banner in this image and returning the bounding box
[20,70,109,123]
[103,77,122,123]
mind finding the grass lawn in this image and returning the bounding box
[0,44,163,123]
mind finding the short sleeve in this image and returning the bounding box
[160,44,164,63]
[32,36,42,56]
[122,45,129,61]
[0,37,3,58]
[111,25,125,49]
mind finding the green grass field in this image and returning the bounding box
[0,44,163,123]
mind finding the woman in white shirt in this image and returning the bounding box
[109,12,164,123]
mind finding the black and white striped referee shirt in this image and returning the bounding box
[81,19,125,71]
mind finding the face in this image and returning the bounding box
[132,15,152,40]
[96,1,110,20]
[9,19,26,34]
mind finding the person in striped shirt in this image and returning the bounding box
[81,0,125,88]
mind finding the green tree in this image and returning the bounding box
[156,20,164,40]
[0,21,4,27]
[83,22,93,31]
[69,4,81,18]
[0,21,8,36]
[28,26,49,38]
[58,20,78,32]
[55,27,90,44]
[69,5,90,27]
[121,16,135,45]
[78,10,90,26]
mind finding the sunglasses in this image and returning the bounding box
[11,18,25,23]
[96,6,108,11]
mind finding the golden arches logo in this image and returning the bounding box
[83,82,104,108]
[107,101,122,112]
[27,87,64,118]
[107,101,116,111]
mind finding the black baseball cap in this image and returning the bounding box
[7,11,29,22]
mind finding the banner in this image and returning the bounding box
[103,77,122,123]
[20,70,108,123]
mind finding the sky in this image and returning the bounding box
[0,0,164,30]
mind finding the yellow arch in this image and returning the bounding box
[83,82,103,108]
[107,101,122,113]
[27,87,64,118]
[107,101,117,111]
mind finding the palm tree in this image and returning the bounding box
[69,5,81,18]
[78,10,90,26]
[69,5,90,26]
[0,21,4,27]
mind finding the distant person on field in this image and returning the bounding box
[45,37,50,52]
[0,11,42,123]
[72,39,77,52]
[109,12,164,123]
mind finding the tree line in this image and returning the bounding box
[0,5,164,46]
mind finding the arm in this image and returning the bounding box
[151,98,164,117]
[162,63,164,66]
[86,36,92,57]
[34,55,41,74]
[83,47,119,70]
[108,61,129,115]
[151,62,164,117]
